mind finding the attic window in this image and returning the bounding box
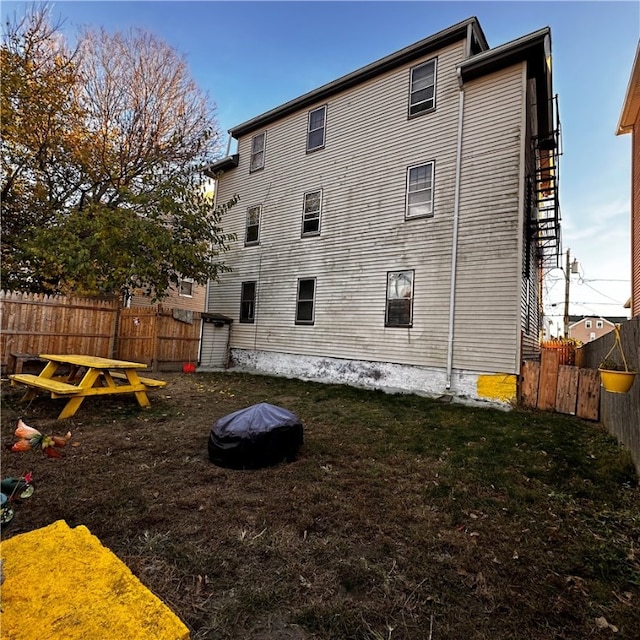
[250,132,266,172]
[307,106,326,152]
[409,59,437,117]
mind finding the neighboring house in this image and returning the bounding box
[617,40,640,318]
[568,315,628,343]
[204,17,561,406]
[128,279,206,313]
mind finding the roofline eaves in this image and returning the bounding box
[229,17,483,138]
[616,40,640,135]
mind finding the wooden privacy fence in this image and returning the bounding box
[520,348,600,420]
[1,291,202,372]
[577,317,639,474]
[0,291,118,362]
[117,306,202,371]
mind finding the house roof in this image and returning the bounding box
[617,40,640,135]
[568,315,629,327]
[227,16,489,139]
[206,17,554,177]
[205,154,238,175]
[458,26,552,137]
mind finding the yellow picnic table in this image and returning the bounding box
[9,354,167,420]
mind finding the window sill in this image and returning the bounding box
[385,324,413,329]
[295,321,315,326]
[404,213,434,221]
[306,145,325,154]
[407,106,436,120]
[301,232,321,238]
[244,241,260,247]
[249,166,264,174]
[239,320,255,324]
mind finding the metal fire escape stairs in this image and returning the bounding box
[530,94,563,271]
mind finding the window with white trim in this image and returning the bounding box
[307,106,326,152]
[406,162,434,219]
[245,205,261,245]
[386,270,414,327]
[302,189,322,236]
[240,281,256,323]
[596,320,603,329]
[585,320,592,329]
[409,59,436,117]
[179,278,193,297]
[250,132,266,172]
[296,278,316,325]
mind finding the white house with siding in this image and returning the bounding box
[202,17,562,406]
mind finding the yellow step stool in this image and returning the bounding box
[1,520,189,640]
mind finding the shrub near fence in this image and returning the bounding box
[1,291,202,373]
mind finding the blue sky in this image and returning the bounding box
[4,1,639,326]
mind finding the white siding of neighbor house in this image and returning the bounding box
[208,39,528,381]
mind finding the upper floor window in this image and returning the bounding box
[245,205,261,245]
[409,59,436,117]
[406,162,434,219]
[179,278,193,297]
[585,320,592,329]
[386,270,414,327]
[302,189,322,236]
[296,278,316,325]
[240,281,256,323]
[307,106,326,152]
[596,320,603,329]
[250,132,266,172]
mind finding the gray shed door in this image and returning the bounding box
[200,323,230,368]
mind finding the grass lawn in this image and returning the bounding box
[1,371,639,639]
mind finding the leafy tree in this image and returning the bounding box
[1,5,237,299]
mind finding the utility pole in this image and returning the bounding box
[563,249,570,338]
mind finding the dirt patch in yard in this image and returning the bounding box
[1,371,639,639]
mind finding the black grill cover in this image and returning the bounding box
[208,403,304,469]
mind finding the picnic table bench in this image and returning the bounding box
[9,354,167,420]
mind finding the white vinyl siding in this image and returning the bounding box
[208,41,527,375]
[453,64,527,372]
